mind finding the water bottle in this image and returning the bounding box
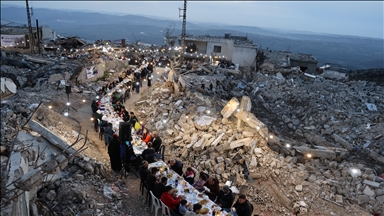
[175,179,178,186]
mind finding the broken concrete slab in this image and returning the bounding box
[221,97,239,118]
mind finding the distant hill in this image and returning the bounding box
[1,6,383,70]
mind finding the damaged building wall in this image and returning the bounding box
[232,45,257,68]
[206,39,234,59]
[77,59,130,83]
[290,59,317,74]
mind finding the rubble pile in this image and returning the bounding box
[134,65,383,214]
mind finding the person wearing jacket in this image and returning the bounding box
[232,194,253,216]
[160,186,182,212]
[203,177,220,201]
[151,131,162,153]
[216,185,235,212]
[169,159,183,176]
[183,167,198,185]
[107,133,122,173]
[192,172,209,192]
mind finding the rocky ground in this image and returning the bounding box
[1,45,383,216]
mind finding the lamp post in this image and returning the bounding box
[61,84,78,116]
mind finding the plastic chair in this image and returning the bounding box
[156,145,165,161]
[143,181,151,206]
[160,200,172,216]
[150,191,162,216]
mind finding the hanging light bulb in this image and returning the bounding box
[91,117,94,121]
[64,112,69,116]
[307,153,312,158]
[82,99,86,103]
[66,102,70,106]
[48,106,52,109]
[286,144,291,148]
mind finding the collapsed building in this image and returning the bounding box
[0,32,383,216]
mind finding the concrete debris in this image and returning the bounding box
[1,35,383,216]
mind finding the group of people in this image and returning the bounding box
[90,69,163,174]
[138,158,254,216]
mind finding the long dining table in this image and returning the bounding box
[148,161,230,216]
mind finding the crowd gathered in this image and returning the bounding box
[89,56,255,216]
[139,158,254,216]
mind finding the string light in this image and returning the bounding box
[96,96,100,99]
[269,135,273,139]
[306,153,312,158]
[186,116,189,119]
[66,102,70,106]
[91,117,94,121]
[286,144,291,148]
[82,99,86,103]
[64,112,69,116]
[48,106,52,109]
[163,119,167,123]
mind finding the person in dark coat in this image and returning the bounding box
[169,159,183,176]
[216,185,235,212]
[232,194,253,216]
[108,133,122,173]
[146,167,159,191]
[154,177,168,198]
[203,177,220,201]
[151,131,162,153]
[138,160,150,181]
[141,142,156,163]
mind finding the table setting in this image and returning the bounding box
[149,161,230,216]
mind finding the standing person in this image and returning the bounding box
[129,112,138,126]
[147,73,152,87]
[107,133,122,174]
[216,185,235,212]
[231,194,253,216]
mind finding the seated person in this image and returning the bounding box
[146,167,159,191]
[216,185,235,212]
[183,167,198,185]
[192,172,209,192]
[168,159,183,176]
[203,177,220,201]
[160,186,182,212]
[185,204,202,216]
[138,160,150,181]
[141,142,156,163]
[151,131,162,153]
[154,177,167,199]
[178,199,191,215]
[232,194,253,216]
[141,129,152,144]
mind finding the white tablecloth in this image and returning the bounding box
[148,161,229,216]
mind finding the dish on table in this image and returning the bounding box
[200,208,209,214]
[197,193,204,198]
[184,188,190,193]
[198,199,209,205]
[166,173,173,178]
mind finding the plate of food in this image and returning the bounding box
[184,188,190,193]
[198,199,209,205]
[198,193,204,198]
[199,208,209,214]
[166,173,173,178]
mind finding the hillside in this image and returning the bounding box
[1,6,383,70]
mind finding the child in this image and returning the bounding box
[178,199,191,215]
[183,167,197,185]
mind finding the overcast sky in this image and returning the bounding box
[2,1,383,39]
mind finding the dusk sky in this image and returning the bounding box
[2,1,383,39]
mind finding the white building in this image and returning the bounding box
[176,33,258,67]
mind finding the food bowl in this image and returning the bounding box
[198,199,208,205]
[200,208,209,214]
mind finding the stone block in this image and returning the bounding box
[363,186,375,196]
[295,185,303,192]
[363,180,380,188]
[335,195,343,203]
[221,97,239,118]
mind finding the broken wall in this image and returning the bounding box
[77,59,129,83]
[232,45,257,67]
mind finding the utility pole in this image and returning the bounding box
[26,0,35,53]
[36,19,40,54]
[179,0,187,63]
